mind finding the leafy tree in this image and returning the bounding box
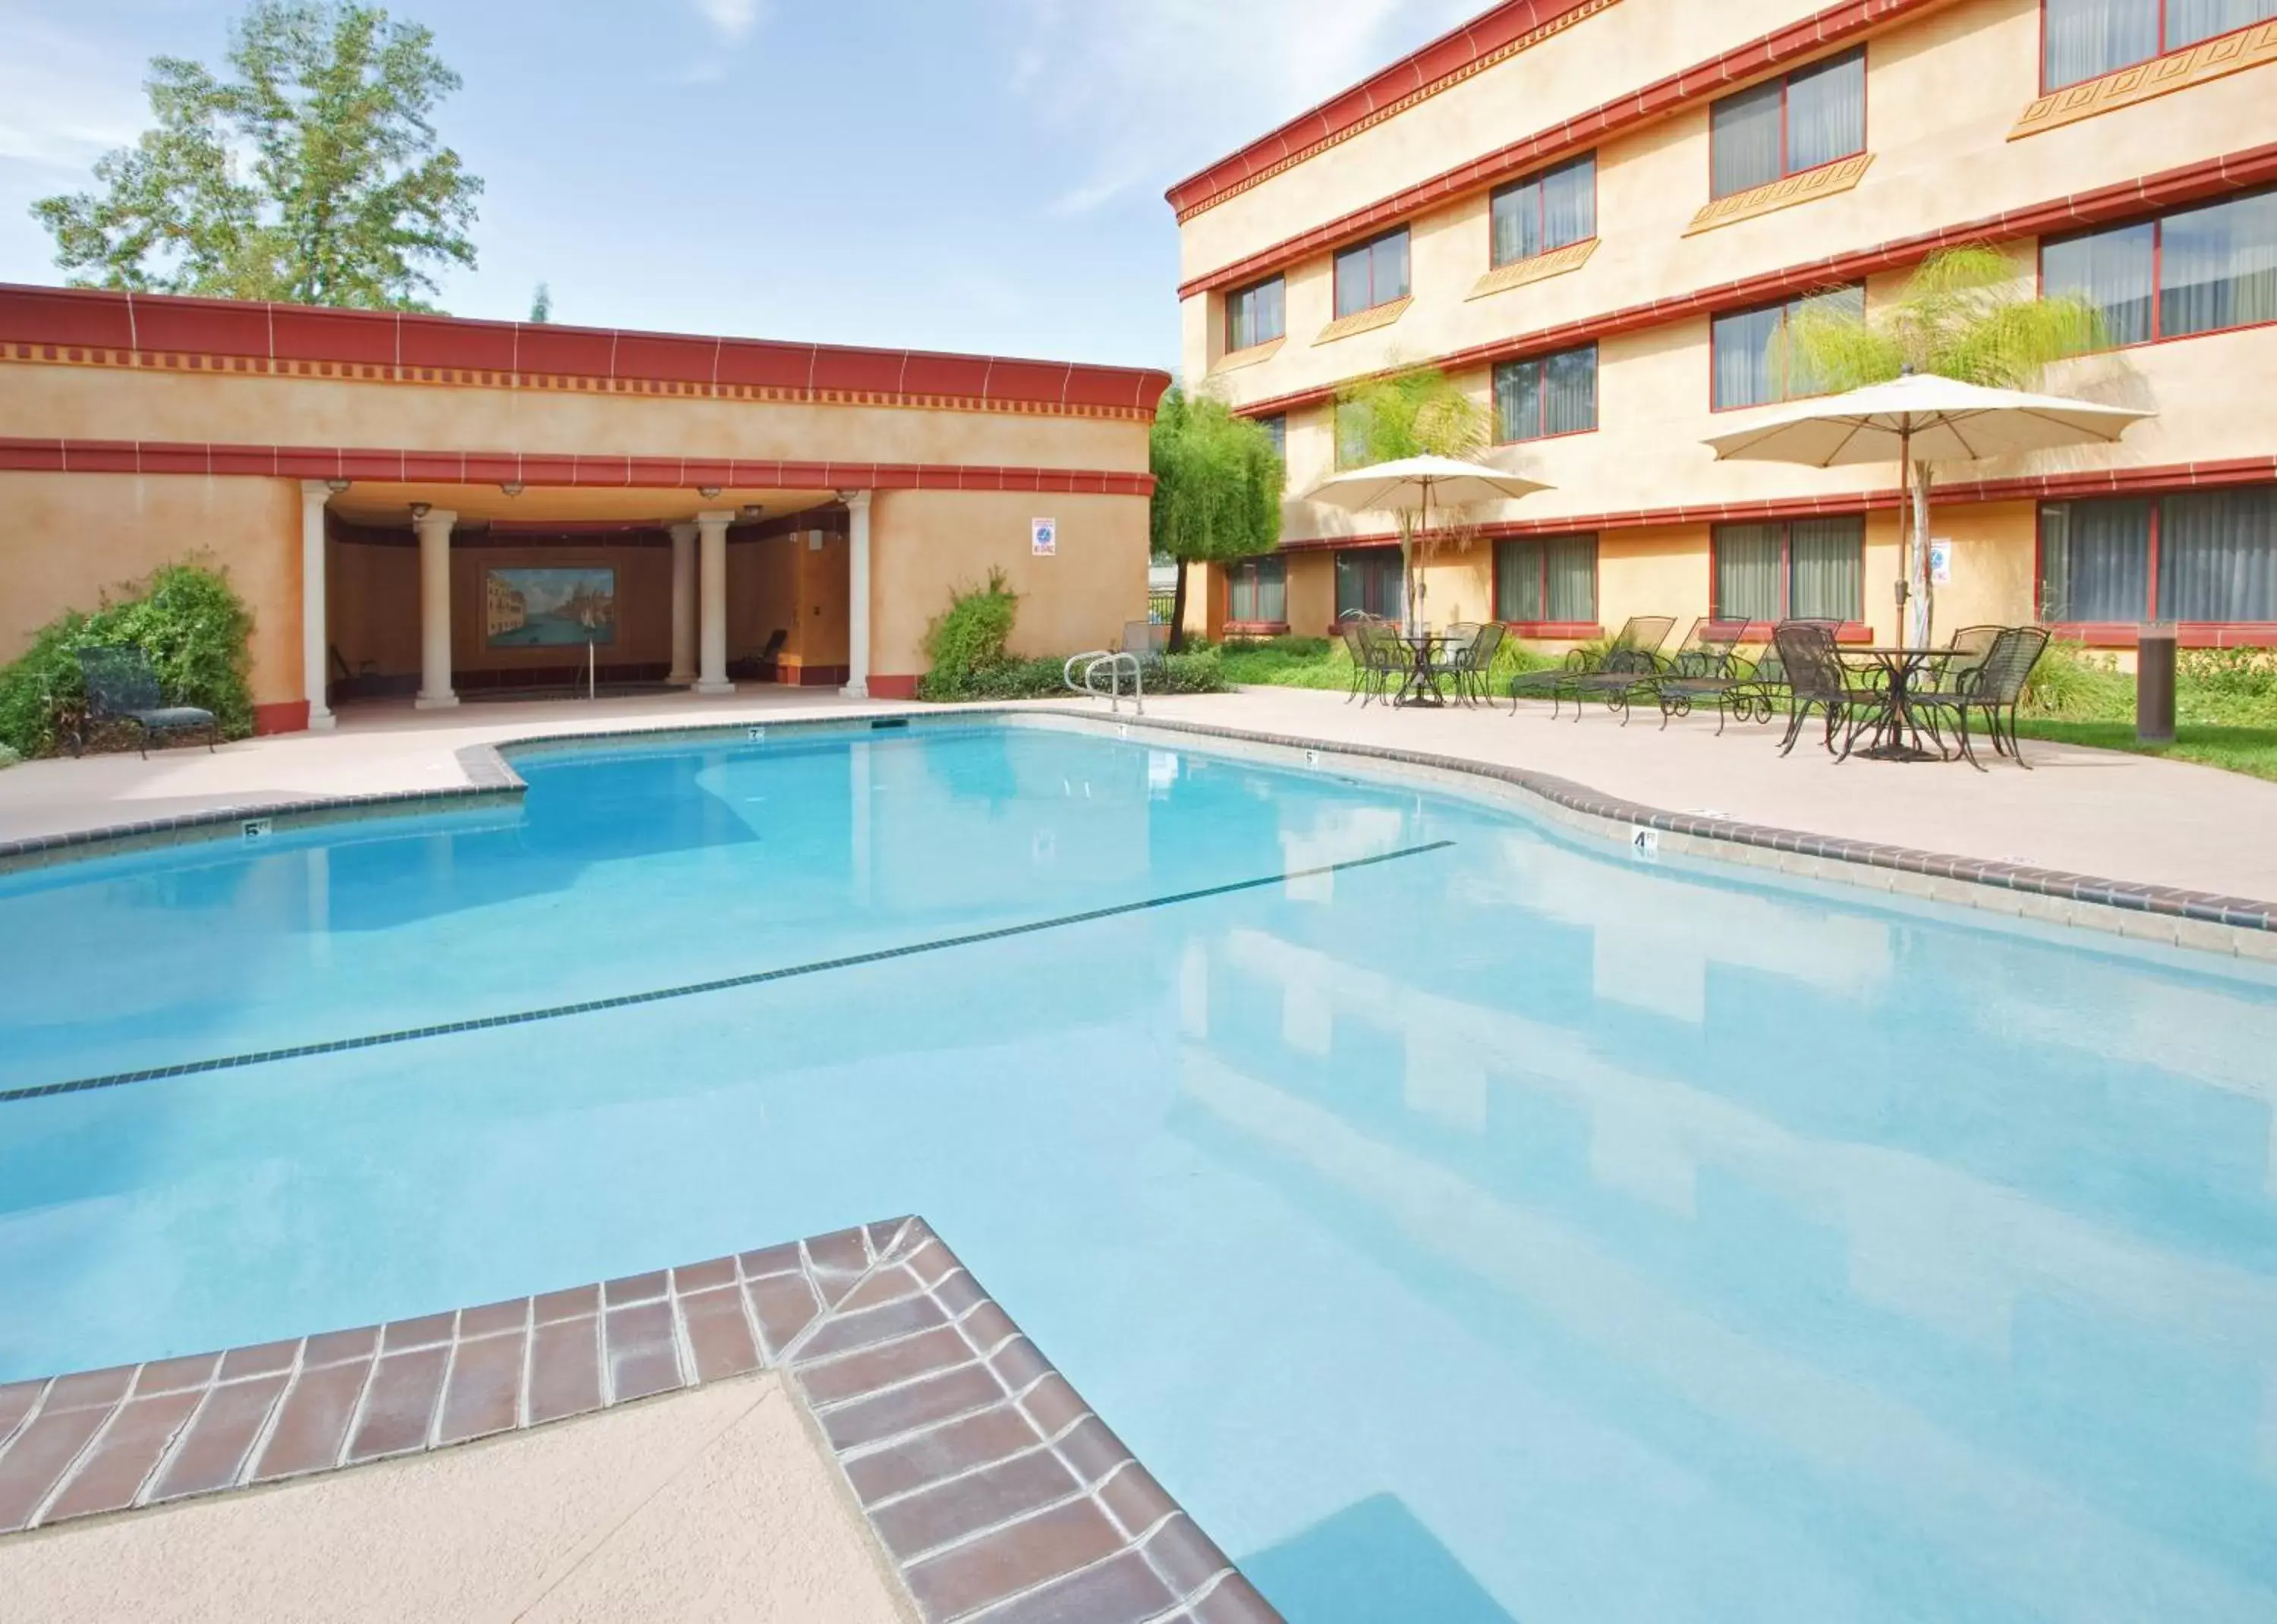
[1332,366,1493,628]
[1149,385,1284,650]
[33,2,481,310]
[1779,246,2112,639]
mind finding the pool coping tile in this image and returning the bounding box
[0,1216,1278,1622]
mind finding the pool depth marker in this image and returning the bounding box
[3,840,1455,1103]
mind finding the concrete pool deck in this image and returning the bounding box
[2,685,2274,905]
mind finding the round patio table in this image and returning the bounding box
[1840,645,1948,762]
[1393,633,1457,708]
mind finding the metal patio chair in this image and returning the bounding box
[71,645,217,759]
[1509,615,1678,717]
[1771,622,1884,759]
[1911,625,2052,770]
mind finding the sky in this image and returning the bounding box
[0,0,1492,371]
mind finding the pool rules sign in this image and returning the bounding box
[1031,517,1057,557]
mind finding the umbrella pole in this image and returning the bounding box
[1912,458,1935,650]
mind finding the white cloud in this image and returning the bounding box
[691,0,764,44]
[990,0,1485,216]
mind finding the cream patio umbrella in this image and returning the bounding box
[1703,370,2151,647]
[1305,455,1551,634]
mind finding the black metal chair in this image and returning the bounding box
[1912,625,2052,770]
[1652,622,1755,732]
[1337,616,1375,702]
[1446,622,1504,706]
[1771,622,1884,759]
[1356,618,1414,707]
[72,646,217,759]
[1510,615,1678,717]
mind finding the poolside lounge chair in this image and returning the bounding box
[1509,615,1677,718]
[1911,625,2052,770]
[71,645,216,759]
[1652,622,1756,732]
[1772,622,1885,758]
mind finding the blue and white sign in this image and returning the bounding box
[1928,538,1953,586]
[1031,517,1057,556]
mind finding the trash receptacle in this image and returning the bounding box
[2137,626,2176,744]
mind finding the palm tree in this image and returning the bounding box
[1333,366,1494,628]
[1778,247,2116,638]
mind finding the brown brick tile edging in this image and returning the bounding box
[0,1218,1279,1623]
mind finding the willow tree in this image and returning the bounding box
[1150,385,1284,650]
[1778,246,2110,637]
[1332,366,1493,629]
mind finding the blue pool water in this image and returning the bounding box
[4,722,2275,1622]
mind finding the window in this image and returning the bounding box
[1225,276,1286,352]
[1334,401,1374,470]
[1711,285,1865,409]
[2039,489,2277,623]
[1334,228,1410,319]
[2043,0,2276,90]
[1713,518,1864,622]
[1258,414,1287,467]
[1491,155,1597,268]
[1227,555,1288,625]
[1710,48,1866,198]
[1335,547,1405,619]
[1494,345,1598,442]
[2042,189,2277,347]
[1495,535,1598,624]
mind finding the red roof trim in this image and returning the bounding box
[1233,140,2277,418]
[0,285,1173,417]
[1164,0,1613,219]
[1178,0,1953,298]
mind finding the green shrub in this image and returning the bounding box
[0,559,255,757]
[2020,639,2128,719]
[0,742,19,770]
[2177,647,2277,700]
[1159,649,1228,693]
[918,569,1022,699]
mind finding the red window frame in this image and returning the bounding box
[1708,284,1866,413]
[1224,555,1290,630]
[1492,344,1599,445]
[2038,185,2277,351]
[2033,489,2277,637]
[1709,46,1867,200]
[1491,533,1601,631]
[2038,0,2277,94]
[1488,154,1598,270]
[1223,275,1286,354]
[1333,228,1411,318]
[1709,518,1866,624]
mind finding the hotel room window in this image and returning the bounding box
[1713,518,1864,623]
[1711,285,1865,409]
[1490,155,1596,267]
[1224,276,1286,351]
[1333,228,1411,319]
[1335,547,1405,619]
[2043,0,2276,90]
[1494,535,1598,624]
[1227,555,1288,625]
[2039,490,2277,623]
[1494,345,1598,442]
[1710,48,1866,198]
[2041,188,2277,346]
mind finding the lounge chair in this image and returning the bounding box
[1545,616,1682,723]
[71,645,217,759]
[1652,621,1758,732]
[1509,615,1677,718]
[1772,622,1885,759]
[1911,625,2052,770]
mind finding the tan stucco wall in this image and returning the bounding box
[871,489,1148,681]
[1287,552,1336,633]
[0,471,301,705]
[792,533,852,672]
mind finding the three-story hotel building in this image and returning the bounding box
[1172,0,2277,654]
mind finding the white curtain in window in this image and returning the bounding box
[1785,52,1866,174]
[2161,191,2277,338]
[1543,347,1598,436]
[1493,178,1543,267]
[2043,0,2159,88]
[2168,0,2277,48]
[1496,540,1545,621]
[1546,536,1598,622]
[1712,80,1784,197]
[1789,518,1863,622]
[1494,360,1541,443]
[1372,233,1410,304]
[2043,224,2156,345]
[1715,524,1785,620]
[2160,489,2277,622]
[1713,307,1781,410]
[2039,500,2151,621]
[1337,549,1403,618]
[1542,157,1595,249]
[1334,245,1372,319]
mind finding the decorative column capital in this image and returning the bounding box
[694,509,736,533]
[414,507,459,532]
[300,479,335,503]
[667,521,700,544]
[837,489,874,515]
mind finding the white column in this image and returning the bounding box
[694,508,735,695]
[667,522,698,685]
[298,481,336,730]
[414,506,458,710]
[840,489,872,700]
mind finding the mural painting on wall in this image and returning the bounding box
[486,568,617,647]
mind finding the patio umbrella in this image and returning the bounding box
[1702,370,2151,647]
[1305,455,1551,634]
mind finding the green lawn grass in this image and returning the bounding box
[2013,720,2277,782]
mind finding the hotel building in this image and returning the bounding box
[1171,0,2277,655]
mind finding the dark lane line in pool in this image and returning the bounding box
[3,840,1456,1106]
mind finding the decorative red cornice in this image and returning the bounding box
[0,436,1156,496]
[1273,456,2277,550]
[1178,0,1957,300]
[0,285,1173,420]
[1164,0,1619,222]
[1234,141,2277,418]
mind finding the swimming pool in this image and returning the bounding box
[3,719,2274,1622]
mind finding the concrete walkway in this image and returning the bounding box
[4,685,2273,903]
